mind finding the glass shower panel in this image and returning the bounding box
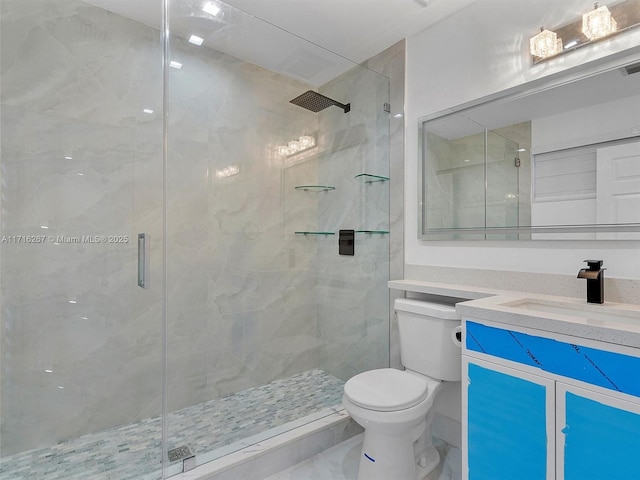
[0,1,164,479]
[422,115,486,231]
[312,67,390,381]
[486,130,520,233]
[165,0,389,474]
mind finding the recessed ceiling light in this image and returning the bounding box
[189,35,204,46]
[143,108,154,114]
[203,3,220,16]
[169,60,183,70]
[393,113,403,118]
[517,148,527,152]
[40,225,49,229]
[45,369,53,373]
[69,300,77,304]
[77,173,84,176]
[64,156,72,160]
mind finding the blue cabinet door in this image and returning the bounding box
[463,356,555,480]
[557,384,640,480]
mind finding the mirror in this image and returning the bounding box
[419,56,640,240]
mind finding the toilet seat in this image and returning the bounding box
[343,368,429,412]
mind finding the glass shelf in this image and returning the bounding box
[354,173,389,184]
[294,231,335,236]
[294,185,335,192]
[356,230,389,234]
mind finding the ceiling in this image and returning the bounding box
[85,0,476,84]
[219,0,476,64]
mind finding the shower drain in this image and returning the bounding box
[168,445,196,472]
[168,445,193,463]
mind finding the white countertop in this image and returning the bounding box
[388,279,505,299]
[389,279,640,349]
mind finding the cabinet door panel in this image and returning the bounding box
[463,357,554,480]
[557,384,640,480]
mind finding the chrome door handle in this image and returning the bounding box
[138,233,150,289]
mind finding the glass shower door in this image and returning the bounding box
[0,1,165,478]
[163,0,390,475]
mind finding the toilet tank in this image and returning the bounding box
[395,298,461,381]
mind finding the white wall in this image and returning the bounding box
[532,95,640,153]
[405,0,640,281]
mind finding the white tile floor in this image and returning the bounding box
[264,434,462,480]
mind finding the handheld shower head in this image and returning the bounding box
[289,90,350,114]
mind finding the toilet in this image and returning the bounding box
[342,298,461,480]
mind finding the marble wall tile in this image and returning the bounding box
[1,0,164,456]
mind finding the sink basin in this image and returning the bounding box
[502,298,640,327]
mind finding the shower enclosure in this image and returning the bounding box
[0,0,390,478]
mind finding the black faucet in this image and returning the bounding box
[577,260,605,304]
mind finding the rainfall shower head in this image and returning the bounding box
[290,90,350,114]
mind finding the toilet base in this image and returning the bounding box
[356,429,440,480]
[416,445,440,479]
[357,429,416,480]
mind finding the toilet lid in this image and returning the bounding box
[344,368,429,412]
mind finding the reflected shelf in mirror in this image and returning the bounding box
[294,231,335,236]
[294,185,335,192]
[354,173,389,184]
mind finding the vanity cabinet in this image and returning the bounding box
[555,383,640,480]
[463,356,554,480]
[462,319,640,480]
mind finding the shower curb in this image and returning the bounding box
[171,409,361,480]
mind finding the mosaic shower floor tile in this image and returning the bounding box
[0,369,344,480]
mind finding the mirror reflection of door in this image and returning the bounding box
[596,141,640,240]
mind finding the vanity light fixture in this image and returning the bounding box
[215,165,239,178]
[530,0,638,63]
[287,140,301,154]
[529,27,563,59]
[299,135,315,148]
[582,3,617,40]
[277,145,289,156]
[277,135,317,157]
